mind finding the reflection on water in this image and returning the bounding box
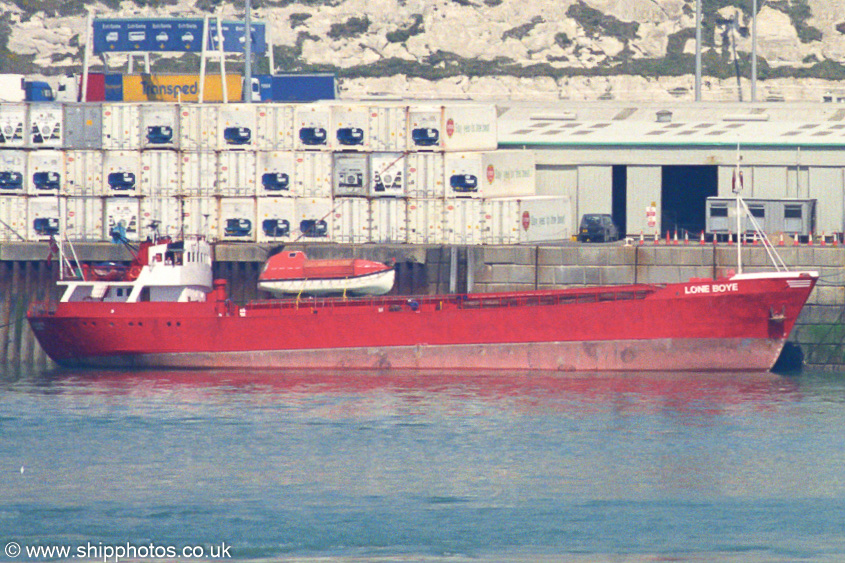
[3,367,806,405]
[2,368,845,561]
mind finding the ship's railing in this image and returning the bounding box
[458,288,654,309]
[245,286,657,313]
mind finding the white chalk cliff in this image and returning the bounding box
[3,0,845,101]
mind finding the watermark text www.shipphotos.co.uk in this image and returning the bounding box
[4,540,232,562]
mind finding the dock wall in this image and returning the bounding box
[2,242,843,372]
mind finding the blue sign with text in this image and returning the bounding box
[93,19,266,54]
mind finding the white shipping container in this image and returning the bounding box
[180,152,217,196]
[407,105,441,151]
[179,105,218,151]
[483,196,571,245]
[369,103,407,152]
[103,151,142,196]
[141,151,180,197]
[216,151,257,196]
[256,197,296,243]
[369,152,406,197]
[255,104,295,150]
[0,104,27,147]
[294,104,331,150]
[140,103,179,149]
[332,197,369,243]
[104,197,142,241]
[26,196,60,241]
[63,103,103,150]
[369,198,407,243]
[294,152,332,197]
[64,196,104,241]
[256,151,295,196]
[183,196,218,239]
[0,150,27,194]
[484,198,531,245]
[218,103,257,149]
[0,196,28,241]
[331,103,370,151]
[219,197,257,242]
[443,198,484,245]
[407,104,497,152]
[64,150,103,197]
[294,197,333,241]
[102,103,141,150]
[406,199,444,244]
[27,150,64,194]
[442,104,497,151]
[333,153,368,197]
[140,195,183,238]
[405,152,444,198]
[444,150,535,198]
[27,103,63,148]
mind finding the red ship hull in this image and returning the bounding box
[28,272,816,372]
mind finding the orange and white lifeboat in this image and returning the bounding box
[258,250,395,296]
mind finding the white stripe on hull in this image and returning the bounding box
[64,337,786,372]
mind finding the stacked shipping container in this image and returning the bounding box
[0,101,571,245]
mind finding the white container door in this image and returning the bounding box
[102,103,141,149]
[370,199,407,243]
[141,151,180,197]
[294,152,332,197]
[332,197,369,243]
[406,199,444,244]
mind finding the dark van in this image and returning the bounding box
[578,214,619,243]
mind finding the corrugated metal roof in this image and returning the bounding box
[497,101,845,147]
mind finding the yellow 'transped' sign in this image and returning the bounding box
[122,74,243,102]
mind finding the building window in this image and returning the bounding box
[784,205,802,219]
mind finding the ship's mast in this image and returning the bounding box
[734,149,743,274]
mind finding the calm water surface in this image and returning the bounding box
[1,368,844,562]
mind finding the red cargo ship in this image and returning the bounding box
[27,234,817,371]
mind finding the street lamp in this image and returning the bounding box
[695,0,701,101]
[244,0,253,102]
[751,0,758,102]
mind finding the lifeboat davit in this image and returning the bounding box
[258,250,395,296]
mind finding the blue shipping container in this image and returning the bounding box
[254,75,273,101]
[270,74,336,102]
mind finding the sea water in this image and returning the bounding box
[1,368,845,562]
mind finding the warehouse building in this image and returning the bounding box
[497,101,845,239]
